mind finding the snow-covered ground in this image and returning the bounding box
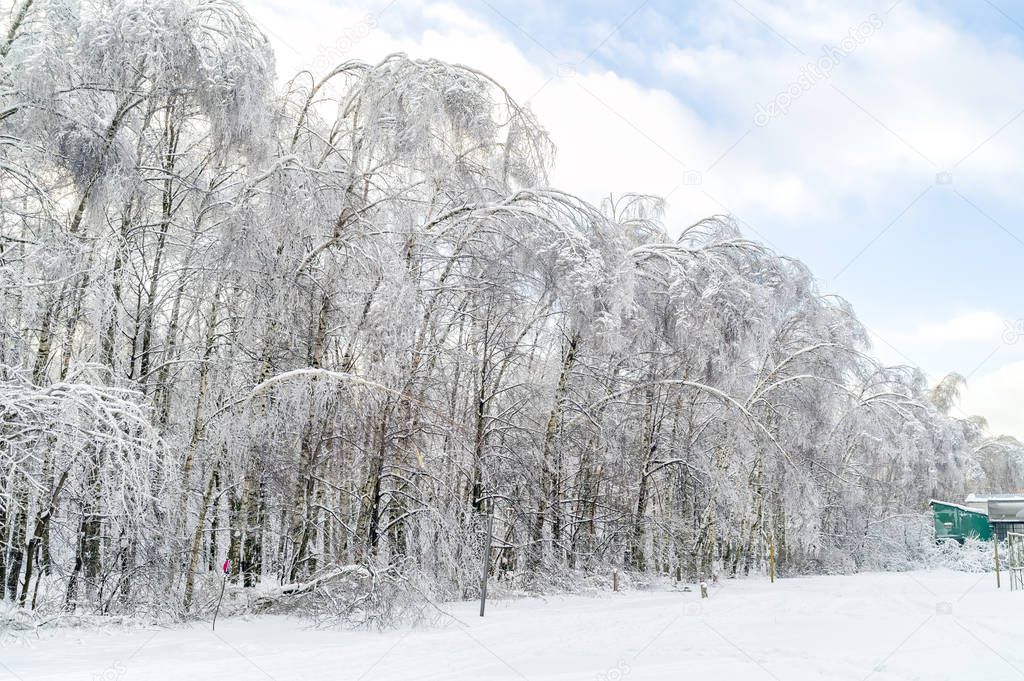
[2,570,1021,681]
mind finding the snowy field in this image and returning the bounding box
[2,570,1021,681]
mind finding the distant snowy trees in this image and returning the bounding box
[2,0,1022,618]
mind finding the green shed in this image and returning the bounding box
[930,500,992,542]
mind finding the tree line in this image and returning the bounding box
[1,0,1021,617]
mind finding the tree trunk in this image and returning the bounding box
[531,331,580,569]
[18,471,68,607]
[182,466,218,611]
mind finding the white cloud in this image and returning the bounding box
[894,310,1008,346]
[867,309,1024,439]
[961,360,1024,442]
[241,1,1024,233]
[655,1,1024,222]
[241,0,727,224]
[869,311,1024,391]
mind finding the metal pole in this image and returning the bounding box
[480,510,494,617]
[212,570,228,631]
[994,538,1001,589]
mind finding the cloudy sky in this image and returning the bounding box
[242,0,1024,440]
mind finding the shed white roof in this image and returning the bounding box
[965,493,1024,502]
[929,499,989,515]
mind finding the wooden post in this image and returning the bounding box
[994,539,1001,589]
[479,510,494,617]
[769,536,775,584]
[613,569,619,592]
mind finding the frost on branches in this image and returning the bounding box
[1,0,1022,623]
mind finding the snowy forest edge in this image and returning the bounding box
[0,0,1021,626]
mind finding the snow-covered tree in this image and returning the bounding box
[2,0,1021,619]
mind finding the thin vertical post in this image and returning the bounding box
[769,536,775,584]
[994,539,1001,589]
[479,510,494,617]
[212,558,229,631]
